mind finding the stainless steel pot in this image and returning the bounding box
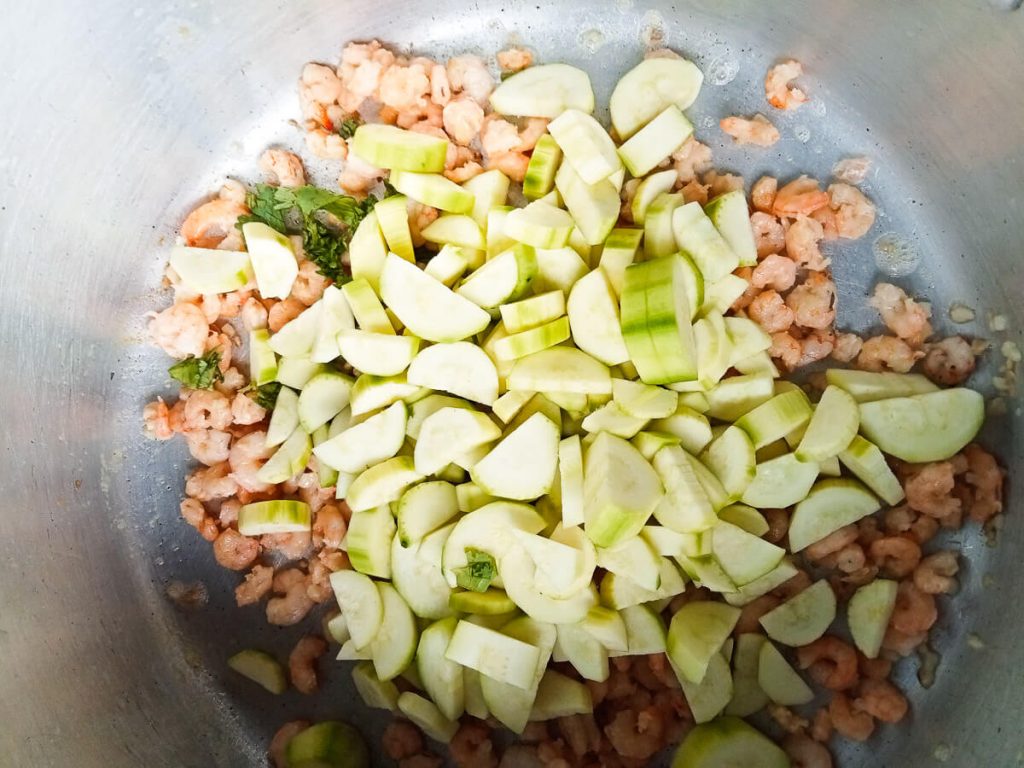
[1,1,1021,766]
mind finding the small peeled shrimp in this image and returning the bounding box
[810,710,833,744]
[233,566,274,612]
[749,290,795,333]
[805,525,858,562]
[773,176,830,218]
[783,735,833,768]
[786,272,836,330]
[148,302,209,359]
[890,580,938,635]
[797,636,859,691]
[856,335,923,373]
[298,63,343,118]
[481,116,522,156]
[922,336,976,385]
[828,693,874,742]
[231,392,267,426]
[382,721,424,760]
[338,141,385,194]
[446,55,493,104]
[752,253,797,292]
[487,151,530,183]
[240,297,269,331]
[750,212,786,257]
[672,137,713,184]
[868,283,933,347]
[785,215,828,271]
[291,260,329,306]
[853,679,909,724]
[183,389,233,431]
[288,635,327,695]
[428,63,451,106]
[882,626,927,657]
[259,149,306,188]
[811,204,840,241]
[229,430,274,493]
[831,332,863,363]
[378,63,431,113]
[213,528,260,571]
[752,176,778,213]
[305,128,348,160]
[768,704,809,735]
[312,504,347,550]
[914,551,960,595]
[181,198,249,249]
[703,171,745,197]
[734,595,781,635]
[859,654,893,681]
[266,568,316,626]
[766,59,809,110]
[185,429,232,466]
[143,398,176,440]
[180,498,218,541]
[337,40,396,113]
[515,118,549,153]
[905,462,960,519]
[720,113,780,146]
[442,96,485,145]
[218,498,240,528]
[770,332,802,369]
[964,443,1005,523]
[681,178,709,205]
[268,297,306,333]
[603,708,664,761]
[450,721,500,768]
[829,183,876,240]
[497,47,533,72]
[796,331,835,367]
[185,462,238,501]
[270,721,310,768]
[869,536,922,578]
[832,156,872,185]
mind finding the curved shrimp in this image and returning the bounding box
[268,297,306,333]
[235,563,274,606]
[890,580,938,635]
[288,635,327,695]
[868,283,932,347]
[882,625,926,657]
[218,498,240,528]
[704,171,745,198]
[143,398,177,440]
[720,114,780,146]
[752,176,778,213]
[240,297,269,331]
[869,536,922,578]
[497,47,533,73]
[749,290,795,333]
[338,141,385,194]
[213,528,260,571]
[672,137,713,184]
[291,260,329,306]
[752,253,797,292]
[964,443,1004,523]
[428,63,451,107]
[185,462,238,501]
[750,212,786,258]
[305,128,348,160]
[148,302,209,359]
[269,721,310,768]
[299,62,343,120]
[768,704,809,735]
[831,332,863,363]
[832,156,872,185]
[770,332,802,370]
[905,461,960,520]
[797,331,836,367]
[229,430,275,493]
[681,178,710,206]
[487,151,530,183]
[783,734,834,768]
[922,336,976,386]
[481,116,521,156]
[766,60,809,110]
[853,679,909,724]
[449,721,499,767]
[312,504,347,550]
[829,183,876,240]
[266,568,315,626]
[383,721,425,760]
[603,708,665,761]
[805,524,858,562]
[787,272,836,330]
[231,392,267,426]
[259,149,306,188]
[442,96,485,146]
[773,176,829,218]
[811,203,840,241]
[785,215,828,271]
[797,636,859,691]
[182,389,233,431]
[829,694,875,742]
[446,55,493,104]
[185,428,232,466]
[379,62,431,114]
[338,40,396,113]
[179,498,218,542]
[181,198,249,250]
[914,551,959,595]
[858,653,893,681]
[856,335,923,373]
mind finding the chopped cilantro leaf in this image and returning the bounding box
[168,350,223,390]
[337,117,361,139]
[454,549,498,593]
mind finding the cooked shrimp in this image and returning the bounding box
[749,290,795,333]
[831,332,863,363]
[773,176,829,218]
[857,516,885,547]
[832,156,872,185]
[752,253,797,292]
[269,721,310,768]
[266,568,316,626]
[672,137,713,184]
[680,178,709,206]
[291,260,329,306]
[805,525,858,561]
[891,580,938,635]
[383,721,425,760]
[497,47,533,72]
[869,536,922,578]
[856,335,923,373]
[450,720,498,768]
[558,713,603,757]
[185,462,238,501]
[442,96,485,146]
[182,389,233,431]
[703,171,745,197]
[770,332,802,369]
[337,40,396,113]
[883,505,916,535]
[752,176,778,212]
[379,63,431,113]
[185,428,232,466]
[785,215,828,270]
[882,626,927,657]
[515,118,550,153]
[798,331,836,367]
[143,398,177,440]
[217,366,245,396]
[859,654,893,681]
[914,551,959,595]
[720,114,780,146]
[312,504,347,550]
[179,497,212,533]
[854,679,908,723]
[288,635,327,695]
[910,514,940,544]
[603,708,664,761]
[148,302,209,359]
[399,101,444,130]
[213,528,260,571]
[750,212,786,257]
[868,283,932,347]
[425,63,452,107]
[735,595,781,634]
[764,508,790,544]
[305,128,348,160]
[263,531,313,561]
[829,183,876,240]
[797,636,859,691]
[766,59,809,110]
[299,62,343,119]
[231,392,267,426]
[905,462,960,520]
[922,336,976,385]
[773,569,813,601]
[481,116,522,156]
[810,709,833,743]
[964,443,1005,522]
[259,149,306,188]
[768,704,809,735]
[229,430,274,493]
[240,297,269,331]
[235,563,274,606]
[783,734,833,768]
[268,297,306,332]
[787,272,836,329]
[487,151,530,183]
[811,204,840,241]
[218,498,240,528]
[829,694,875,742]
[338,142,386,194]
[447,55,493,104]
[181,198,249,249]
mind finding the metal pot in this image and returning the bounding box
[0,1,1020,765]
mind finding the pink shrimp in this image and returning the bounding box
[797,636,859,691]
[703,170,745,197]
[446,55,494,104]
[749,290,795,333]
[143,398,177,440]
[786,272,836,330]
[266,568,315,626]
[868,283,933,347]
[832,156,872,185]
[449,720,499,768]
[671,137,713,184]
[182,389,233,431]
[259,149,306,188]
[181,197,249,250]
[497,47,533,72]
[185,429,232,466]
[831,332,863,363]
[487,151,530,183]
[383,721,425,760]
[213,528,260,571]
[798,331,836,366]
[914,551,960,595]
[752,176,778,213]
[922,336,977,385]
[770,332,802,370]
[185,462,238,501]
[963,443,1004,523]
[783,735,833,768]
[805,525,858,562]
[231,392,267,426]
[235,564,274,606]
[829,183,876,240]
[766,60,809,110]
[442,96,485,145]
[228,430,275,493]
[905,462,960,520]
[890,580,938,635]
[267,297,306,333]
[681,179,709,206]
[750,212,787,257]
[854,679,909,724]
[148,302,210,359]
[881,626,927,657]
[752,253,797,291]
[269,721,310,768]
[299,62,343,121]
[828,693,874,742]
[856,335,923,373]
[288,635,327,695]
[868,536,922,578]
[785,215,828,270]
[720,113,780,146]
[773,176,830,218]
